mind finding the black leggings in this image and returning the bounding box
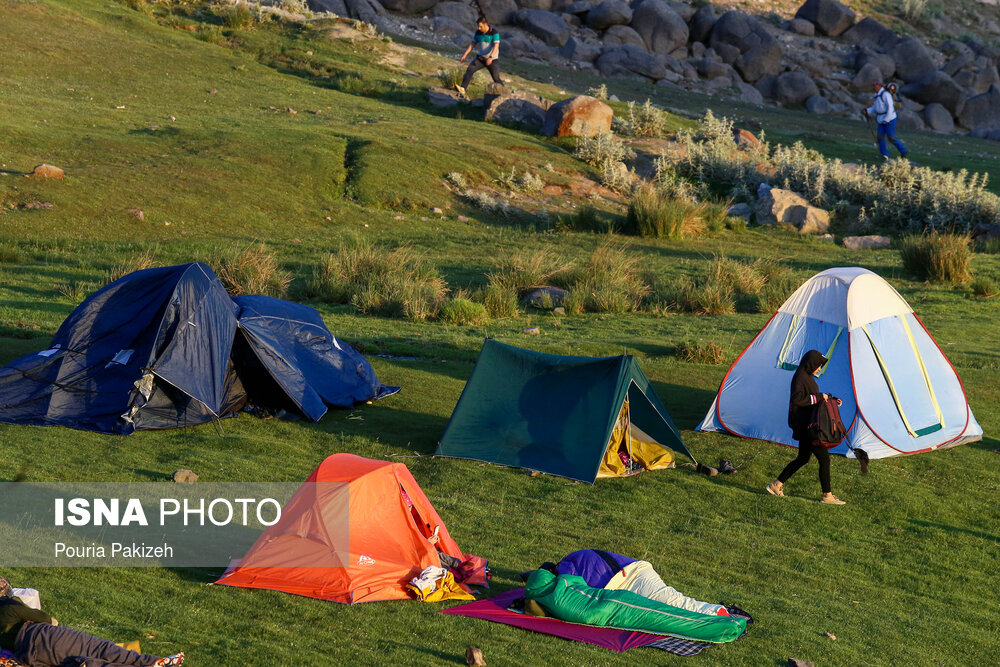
[461,58,502,89]
[15,621,163,667]
[777,440,831,494]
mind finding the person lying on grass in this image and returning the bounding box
[0,579,184,667]
[766,349,846,505]
[454,15,501,98]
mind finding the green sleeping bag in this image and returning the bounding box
[524,569,747,643]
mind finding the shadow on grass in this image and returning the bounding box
[905,518,1000,545]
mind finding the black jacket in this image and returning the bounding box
[787,350,827,440]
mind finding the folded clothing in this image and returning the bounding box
[525,569,746,644]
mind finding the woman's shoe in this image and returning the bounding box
[765,481,784,497]
[821,493,846,505]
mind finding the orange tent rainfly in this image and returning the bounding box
[215,453,468,603]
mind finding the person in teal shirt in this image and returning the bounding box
[455,16,501,97]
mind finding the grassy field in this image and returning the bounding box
[2,1,1000,665]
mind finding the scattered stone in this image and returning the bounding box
[432,207,444,214]
[842,235,890,250]
[552,307,566,314]
[787,660,814,667]
[733,128,760,149]
[427,87,465,107]
[727,202,752,220]
[465,645,487,667]
[287,107,297,114]
[784,18,815,36]
[527,469,542,476]
[394,215,405,220]
[794,0,855,37]
[756,187,830,234]
[818,233,835,242]
[31,164,64,179]
[521,286,568,307]
[541,95,612,137]
[823,631,836,641]
[126,208,144,220]
[167,115,176,121]
[542,185,563,195]
[173,469,198,484]
[24,202,54,210]
[458,215,470,222]
[522,326,541,335]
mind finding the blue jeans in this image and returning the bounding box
[877,118,907,158]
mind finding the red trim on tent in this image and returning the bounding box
[713,312,778,439]
[850,315,971,454]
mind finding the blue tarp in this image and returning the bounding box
[0,263,397,434]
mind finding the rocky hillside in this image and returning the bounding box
[308,0,1000,139]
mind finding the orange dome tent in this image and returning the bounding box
[215,453,467,604]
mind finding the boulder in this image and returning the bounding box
[519,0,552,9]
[774,70,819,107]
[957,83,1000,130]
[502,34,553,61]
[631,0,688,55]
[901,71,965,115]
[842,235,891,250]
[841,17,897,50]
[585,0,631,29]
[665,1,693,21]
[895,109,925,131]
[940,39,975,59]
[727,202,752,220]
[173,469,199,484]
[942,51,974,77]
[379,0,435,14]
[854,49,895,79]
[851,62,883,91]
[736,81,764,104]
[970,128,1000,141]
[564,0,591,14]
[756,187,830,234]
[307,0,348,15]
[603,25,646,49]
[596,44,668,80]
[521,286,568,307]
[783,18,815,36]
[733,128,760,149]
[923,102,954,132]
[478,0,518,24]
[794,0,855,37]
[513,9,570,46]
[891,36,936,84]
[709,11,783,83]
[755,73,777,98]
[689,57,730,80]
[805,94,832,114]
[427,87,465,107]
[687,5,716,44]
[484,92,551,127]
[342,0,385,23]
[433,16,468,36]
[558,36,602,62]
[541,95,613,136]
[31,164,64,179]
[971,65,1000,94]
[434,1,478,28]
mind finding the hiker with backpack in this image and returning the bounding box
[454,15,501,98]
[766,350,847,505]
[862,81,908,161]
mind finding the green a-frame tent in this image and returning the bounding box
[436,340,694,483]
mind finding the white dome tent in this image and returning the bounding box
[697,267,982,459]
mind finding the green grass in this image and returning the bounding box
[1,0,1000,665]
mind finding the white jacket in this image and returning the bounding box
[866,88,896,124]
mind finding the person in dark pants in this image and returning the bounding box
[765,349,846,505]
[454,16,501,98]
[0,594,184,667]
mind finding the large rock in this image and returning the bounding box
[665,1,693,21]
[901,71,965,115]
[427,87,466,107]
[513,9,571,46]
[32,164,64,179]
[854,49,895,79]
[891,36,936,84]
[558,36,602,62]
[783,18,815,36]
[709,11,782,82]
[521,286,568,307]
[841,17,897,51]
[851,62,883,91]
[484,92,552,127]
[518,0,552,9]
[842,235,891,250]
[541,95,613,137]
[586,0,631,29]
[603,25,646,49]
[433,1,478,28]
[379,0,435,14]
[687,5,716,44]
[630,0,688,55]
[477,0,517,24]
[433,16,468,36]
[923,102,955,132]
[756,187,830,234]
[957,83,1000,130]
[501,34,552,61]
[805,94,832,114]
[307,0,348,15]
[774,70,819,107]
[596,44,668,80]
[896,109,925,131]
[736,81,764,104]
[794,0,855,37]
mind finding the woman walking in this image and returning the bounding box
[765,349,846,504]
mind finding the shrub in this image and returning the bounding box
[497,168,544,194]
[676,340,726,364]
[439,297,490,325]
[445,171,466,188]
[334,74,381,97]
[462,190,512,217]
[556,205,617,233]
[898,233,972,283]
[56,279,94,302]
[474,284,519,318]
[620,100,666,138]
[104,248,158,283]
[970,278,998,298]
[562,238,649,313]
[437,68,464,90]
[219,4,254,29]
[586,83,608,100]
[0,243,24,264]
[901,0,941,21]
[215,243,291,297]
[623,183,706,239]
[488,248,569,292]
[574,132,635,167]
[599,159,634,194]
[305,242,446,320]
[687,282,735,315]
